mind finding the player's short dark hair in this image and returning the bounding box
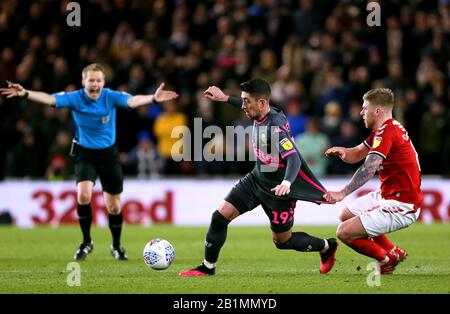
[240,78,271,101]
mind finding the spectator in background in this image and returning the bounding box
[0,0,449,178]
[321,101,342,141]
[329,120,361,175]
[295,118,330,177]
[46,129,72,180]
[292,0,322,43]
[317,70,350,118]
[383,59,410,94]
[153,98,187,175]
[271,65,292,106]
[419,100,447,174]
[282,35,303,77]
[251,49,278,84]
[285,99,308,138]
[10,128,43,178]
[120,130,162,179]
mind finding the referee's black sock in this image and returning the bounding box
[204,210,230,265]
[275,232,325,252]
[109,213,123,248]
[77,203,92,243]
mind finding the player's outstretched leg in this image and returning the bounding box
[179,210,230,276]
[320,238,339,274]
[109,213,128,260]
[274,232,338,273]
[274,231,325,252]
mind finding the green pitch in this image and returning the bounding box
[0,223,449,294]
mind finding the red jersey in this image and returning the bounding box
[364,118,423,209]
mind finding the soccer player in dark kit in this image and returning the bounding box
[1,63,178,261]
[179,79,337,276]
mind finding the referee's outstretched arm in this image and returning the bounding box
[1,81,178,108]
[127,82,178,108]
[0,81,56,105]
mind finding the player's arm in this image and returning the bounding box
[203,86,242,107]
[271,153,301,196]
[0,81,56,105]
[127,83,178,108]
[323,153,383,203]
[324,142,369,164]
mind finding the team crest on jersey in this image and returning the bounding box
[373,136,382,148]
[102,115,110,124]
[280,138,293,150]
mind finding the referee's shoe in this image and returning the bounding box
[74,241,94,260]
[111,245,128,260]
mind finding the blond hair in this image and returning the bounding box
[82,63,106,79]
[363,88,394,108]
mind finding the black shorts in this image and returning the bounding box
[72,143,123,195]
[224,173,297,233]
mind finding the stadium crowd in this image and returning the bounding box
[0,0,449,180]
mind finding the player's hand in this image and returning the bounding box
[0,81,26,98]
[203,86,228,102]
[324,147,346,160]
[271,181,291,196]
[323,191,346,204]
[154,83,179,102]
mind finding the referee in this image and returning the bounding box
[1,63,178,261]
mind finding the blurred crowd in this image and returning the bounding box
[1,0,450,180]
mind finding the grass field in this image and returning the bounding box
[0,223,449,294]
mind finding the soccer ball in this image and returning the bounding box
[143,238,175,270]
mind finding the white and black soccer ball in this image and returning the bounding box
[143,238,175,270]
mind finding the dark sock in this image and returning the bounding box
[109,213,123,248]
[77,203,92,243]
[204,210,230,264]
[275,232,325,252]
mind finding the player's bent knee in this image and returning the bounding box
[336,224,349,242]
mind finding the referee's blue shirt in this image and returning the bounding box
[52,88,131,149]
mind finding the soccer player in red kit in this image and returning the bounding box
[323,88,423,274]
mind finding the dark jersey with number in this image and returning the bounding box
[251,106,327,204]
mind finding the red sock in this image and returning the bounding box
[348,238,387,261]
[372,234,395,252]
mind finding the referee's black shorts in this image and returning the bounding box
[72,143,123,195]
[224,173,296,233]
